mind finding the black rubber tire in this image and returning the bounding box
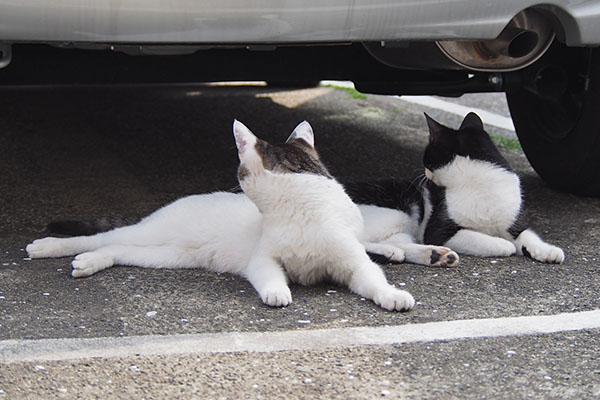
[506,42,600,196]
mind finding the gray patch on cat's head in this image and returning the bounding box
[235,120,331,181]
[254,138,332,178]
[237,164,251,182]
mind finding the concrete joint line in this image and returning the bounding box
[1,309,599,363]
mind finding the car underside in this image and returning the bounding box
[1,6,600,196]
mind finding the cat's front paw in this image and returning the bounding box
[71,252,114,278]
[260,285,292,307]
[430,247,459,267]
[522,244,565,264]
[26,237,68,258]
[482,239,516,257]
[373,288,415,312]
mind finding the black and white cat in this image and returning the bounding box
[27,120,417,311]
[346,112,564,263]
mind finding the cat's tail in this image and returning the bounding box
[47,216,141,236]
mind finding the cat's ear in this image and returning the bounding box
[459,112,484,131]
[424,113,448,142]
[286,121,315,148]
[233,119,258,158]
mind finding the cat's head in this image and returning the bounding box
[232,119,331,185]
[422,112,511,185]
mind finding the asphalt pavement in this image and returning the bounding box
[1,83,599,399]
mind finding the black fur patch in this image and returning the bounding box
[430,250,441,264]
[344,178,425,222]
[459,112,484,131]
[423,183,462,245]
[508,211,528,239]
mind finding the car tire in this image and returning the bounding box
[506,41,600,197]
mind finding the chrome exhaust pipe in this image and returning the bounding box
[479,27,539,59]
[437,9,555,72]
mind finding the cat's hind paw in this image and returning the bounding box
[26,237,70,259]
[430,247,459,267]
[402,245,459,267]
[522,244,565,264]
[373,288,415,312]
[71,252,114,278]
[260,286,292,307]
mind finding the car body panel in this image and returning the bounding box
[0,0,599,46]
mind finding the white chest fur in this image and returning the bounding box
[435,156,522,236]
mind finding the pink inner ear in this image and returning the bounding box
[236,136,247,153]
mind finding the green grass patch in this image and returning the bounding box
[490,134,522,150]
[321,83,368,100]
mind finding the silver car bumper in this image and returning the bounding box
[0,0,599,46]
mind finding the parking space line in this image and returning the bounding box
[396,95,515,131]
[1,309,599,363]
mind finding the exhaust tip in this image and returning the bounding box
[0,44,11,69]
[506,30,539,58]
[437,9,554,72]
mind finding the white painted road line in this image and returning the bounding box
[396,95,515,131]
[320,80,515,132]
[2,310,599,363]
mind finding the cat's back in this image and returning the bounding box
[261,173,367,284]
[263,173,363,232]
[144,191,261,234]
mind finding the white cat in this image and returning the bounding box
[28,121,420,311]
